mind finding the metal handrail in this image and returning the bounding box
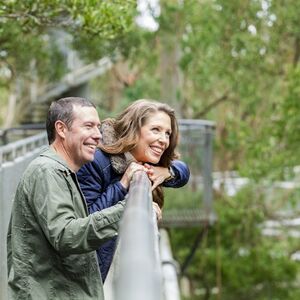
[0,124,45,146]
[112,171,163,300]
[160,229,181,300]
[0,132,47,165]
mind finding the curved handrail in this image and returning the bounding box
[111,171,162,300]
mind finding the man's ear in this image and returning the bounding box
[54,120,67,140]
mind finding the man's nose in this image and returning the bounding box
[93,127,102,140]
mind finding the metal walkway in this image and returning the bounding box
[1,120,216,227]
[0,119,215,299]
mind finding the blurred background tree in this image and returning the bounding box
[0,0,136,125]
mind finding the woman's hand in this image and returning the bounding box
[144,164,172,190]
[152,202,162,222]
[120,162,147,189]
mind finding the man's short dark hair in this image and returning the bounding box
[46,97,96,144]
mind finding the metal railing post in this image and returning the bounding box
[202,125,216,223]
[160,229,181,300]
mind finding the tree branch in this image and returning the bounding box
[194,93,229,118]
[293,36,300,67]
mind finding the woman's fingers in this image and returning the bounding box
[152,202,162,222]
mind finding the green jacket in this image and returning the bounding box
[7,147,125,299]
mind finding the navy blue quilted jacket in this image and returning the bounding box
[77,148,190,282]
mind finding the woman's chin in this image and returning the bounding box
[146,155,161,164]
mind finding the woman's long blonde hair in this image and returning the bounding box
[100,99,180,207]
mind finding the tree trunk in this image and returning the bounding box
[4,83,18,128]
[158,1,183,116]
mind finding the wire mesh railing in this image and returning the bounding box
[162,119,216,227]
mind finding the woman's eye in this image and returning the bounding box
[152,128,159,133]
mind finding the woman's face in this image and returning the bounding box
[130,111,172,164]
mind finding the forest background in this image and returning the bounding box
[1,0,300,299]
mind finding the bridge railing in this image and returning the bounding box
[104,171,181,300]
[161,119,216,227]
[0,123,45,146]
[104,171,163,300]
[0,132,48,300]
[0,118,215,298]
[179,119,215,214]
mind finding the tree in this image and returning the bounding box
[115,1,300,299]
[0,0,136,126]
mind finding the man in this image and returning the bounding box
[7,97,125,299]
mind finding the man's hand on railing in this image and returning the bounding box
[152,202,162,222]
[120,162,148,189]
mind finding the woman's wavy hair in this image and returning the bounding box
[100,99,180,207]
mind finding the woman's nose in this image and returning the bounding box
[158,133,168,143]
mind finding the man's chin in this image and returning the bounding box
[83,153,95,163]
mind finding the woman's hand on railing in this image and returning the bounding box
[144,164,172,191]
[120,162,148,189]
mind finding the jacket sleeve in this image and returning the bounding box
[77,150,128,214]
[163,159,190,188]
[29,167,125,255]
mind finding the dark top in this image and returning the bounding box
[77,148,190,281]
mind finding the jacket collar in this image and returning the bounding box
[101,119,136,174]
[40,146,73,174]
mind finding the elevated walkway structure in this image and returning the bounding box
[20,56,114,124]
[39,56,114,104]
[0,118,215,299]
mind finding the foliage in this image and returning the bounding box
[0,0,136,37]
[2,0,300,298]
[167,186,300,300]
[0,0,136,126]
[0,0,136,74]
[117,0,300,182]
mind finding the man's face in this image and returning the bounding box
[63,105,101,170]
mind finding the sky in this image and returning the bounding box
[136,0,160,31]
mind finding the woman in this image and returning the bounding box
[77,99,190,281]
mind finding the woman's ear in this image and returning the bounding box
[54,120,67,140]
